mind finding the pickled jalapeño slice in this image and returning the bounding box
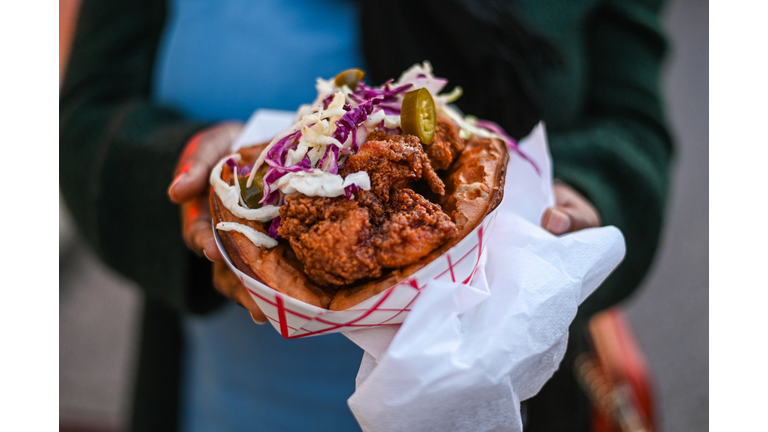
[400,87,436,145]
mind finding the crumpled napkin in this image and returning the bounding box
[343,122,626,432]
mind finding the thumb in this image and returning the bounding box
[169,122,243,204]
[541,207,572,235]
[541,205,598,235]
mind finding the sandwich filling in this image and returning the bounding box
[211,62,526,287]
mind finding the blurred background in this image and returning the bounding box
[59,0,708,430]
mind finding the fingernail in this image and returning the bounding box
[203,249,214,262]
[250,311,267,325]
[546,209,571,234]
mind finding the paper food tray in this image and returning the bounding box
[214,208,499,338]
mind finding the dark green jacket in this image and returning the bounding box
[59,0,671,430]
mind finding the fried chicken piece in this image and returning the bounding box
[365,130,387,141]
[424,116,467,171]
[280,132,460,288]
[341,133,445,201]
[278,188,458,287]
[373,188,458,268]
[355,189,387,226]
[278,195,381,287]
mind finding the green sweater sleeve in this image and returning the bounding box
[59,0,224,314]
[548,0,673,318]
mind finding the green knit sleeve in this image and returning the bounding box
[59,0,224,314]
[547,0,673,318]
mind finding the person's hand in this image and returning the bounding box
[168,122,267,324]
[213,260,267,324]
[541,182,601,235]
[168,122,242,260]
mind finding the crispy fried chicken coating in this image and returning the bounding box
[341,133,445,201]
[355,189,387,226]
[280,129,462,288]
[278,196,381,287]
[373,189,458,268]
[424,116,467,171]
[278,188,458,288]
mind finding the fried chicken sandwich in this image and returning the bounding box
[210,62,518,310]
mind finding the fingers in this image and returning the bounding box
[181,195,223,260]
[541,207,572,234]
[541,206,598,235]
[541,182,601,235]
[168,122,264,324]
[212,261,267,323]
[172,122,242,258]
[169,122,243,204]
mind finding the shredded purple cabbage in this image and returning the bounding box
[354,82,412,100]
[317,144,331,170]
[264,160,313,173]
[225,159,255,179]
[333,96,383,146]
[261,165,301,206]
[410,77,448,95]
[317,145,340,174]
[322,93,335,109]
[475,119,540,175]
[260,166,283,205]
[344,183,361,200]
[266,131,301,166]
[259,130,312,205]
[225,158,238,175]
[268,216,282,240]
[348,92,364,105]
[379,79,394,89]
[299,154,312,169]
[376,102,402,114]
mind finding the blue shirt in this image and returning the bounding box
[154,0,366,122]
[152,0,366,430]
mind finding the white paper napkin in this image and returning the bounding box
[343,123,626,432]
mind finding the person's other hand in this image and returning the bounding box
[540,182,601,235]
[167,122,268,323]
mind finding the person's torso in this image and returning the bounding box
[515,0,601,131]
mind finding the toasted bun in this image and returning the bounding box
[211,134,509,311]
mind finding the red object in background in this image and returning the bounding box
[60,0,81,83]
[576,308,657,432]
